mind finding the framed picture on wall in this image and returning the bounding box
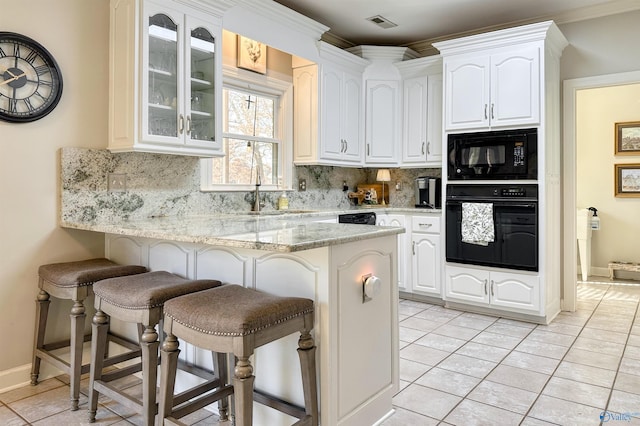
[614,163,640,197]
[237,35,267,74]
[615,121,640,155]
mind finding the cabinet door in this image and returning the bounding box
[490,46,540,128]
[489,271,540,313]
[144,4,182,144]
[402,76,428,165]
[184,14,221,152]
[341,70,364,163]
[320,66,344,161]
[365,79,400,165]
[412,233,440,296]
[377,214,407,292]
[444,55,489,131]
[426,74,443,165]
[445,265,490,304]
[292,65,318,164]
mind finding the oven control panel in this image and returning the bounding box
[497,187,527,197]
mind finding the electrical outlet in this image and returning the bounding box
[298,178,306,192]
[108,173,127,192]
[395,181,402,191]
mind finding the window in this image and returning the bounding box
[202,69,292,191]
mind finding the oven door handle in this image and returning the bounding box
[446,200,536,209]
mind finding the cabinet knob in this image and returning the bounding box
[419,223,432,228]
[186,116,191,135]
[491,103,495,120]
[484,279,488,295]
[179,114,184,134]
[491,279,495,296]
[427,142,431,155]
[421,142,425,155]
[484,104,488,120]
[344,139,348,153]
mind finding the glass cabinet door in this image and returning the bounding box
[147,13,178,139]
[188,26,216,144]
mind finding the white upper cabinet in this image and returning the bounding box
[292,43,368,166]
[365,79,401,165]
[397,56,443,167]
[109,0,227,156]
[434,21,568,133]
[443,46,539,131]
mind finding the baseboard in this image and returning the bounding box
[0,362,63,394]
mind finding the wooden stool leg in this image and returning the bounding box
[30,290,50,386]
[233,356,255,426]
[298,331,318,425]
[69,299,86,411]
[212,351,229,421]
[89,310,109,422]
[158,333,180,421]
[141,325,159,426]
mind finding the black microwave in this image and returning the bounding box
[447,128,537,180]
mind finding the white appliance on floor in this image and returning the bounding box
[577,208,594,281]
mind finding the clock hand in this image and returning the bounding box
[6,69,17,78]
[0,75,22,86]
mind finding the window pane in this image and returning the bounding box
[211,139,278,185]
[225,89,274,138]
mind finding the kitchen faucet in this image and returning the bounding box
[252,171,264,212]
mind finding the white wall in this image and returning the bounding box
[0,0,107,389]
[576,83,640,272]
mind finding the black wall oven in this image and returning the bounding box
[448,128,537,180]
[445,184,538,272]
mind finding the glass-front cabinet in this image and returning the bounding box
[109,0,226,156]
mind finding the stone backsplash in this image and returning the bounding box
[60,147,441,223]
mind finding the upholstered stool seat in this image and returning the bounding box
[158,284,318,426]
[88,271,223,426]
[31,258,147,410]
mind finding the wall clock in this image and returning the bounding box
[0,32,63,123]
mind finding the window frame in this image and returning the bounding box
[200,65,293,192]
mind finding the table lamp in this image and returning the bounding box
[376,169,391,205]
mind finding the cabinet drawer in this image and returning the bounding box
[411,215,440,233]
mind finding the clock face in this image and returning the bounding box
[0,32,63,123]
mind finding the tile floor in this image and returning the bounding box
[2,280,640,425]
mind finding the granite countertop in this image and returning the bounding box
[60,211,407,253]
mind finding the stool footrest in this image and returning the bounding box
[254,388,307,420]
[100,363,143,382]
[171,384,234,420]
[93,380,155,415]
[172,378,222,406]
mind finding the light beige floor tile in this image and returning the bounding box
[542,376,610,409]
[485,322,534,338]
[628,334,640,346]
[614,372,640,395]
[470,331,524,350]
[526,329,576,347]
[580,327,629,344]
[619,356,640,376]
[400,344,450,366]
[447,315,494,331]
[397,380,411,394]
[414,333,466,352]
[399,326,428,343]
[586,318,632,334]
[414,310,460,323]
[455,342,509,363]
[624,344,640,360]
[552,311,590,327]
[564,347,621,370]
[415,367,481,397]
[432,324,481,340]
[536,321,583,336]
[528,395,603,425]
[31,400,121,425]
[571,335,625,357]
[554,361,616,388]
[392,384,461,420]
[607,390,640,420]
[444,399,523,426]
[399,358,431,382]
[501,351,560,375]
[0,405,27,426]
[515,337,569,360]
[380,407,439,426]
[399,304,429,317]
[437,353,497,379]
[8,386,80,423]
[485,364,549,393]
[520,416,559,425]
[400,317,441,332]
[495,317,536,329]
[467,380,537,414]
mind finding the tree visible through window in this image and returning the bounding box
[211,87,279,185]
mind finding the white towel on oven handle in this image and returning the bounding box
[461,202,495,246]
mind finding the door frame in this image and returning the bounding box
[562,70,640,311]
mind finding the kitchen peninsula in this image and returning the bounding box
[61,211,402,426]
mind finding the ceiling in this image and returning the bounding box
[272,0,640,50]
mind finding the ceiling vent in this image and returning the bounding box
[366,15,397,29]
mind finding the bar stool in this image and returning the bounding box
[158,284,318,426]
[31,258,148,410]
[88,271,223,426]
